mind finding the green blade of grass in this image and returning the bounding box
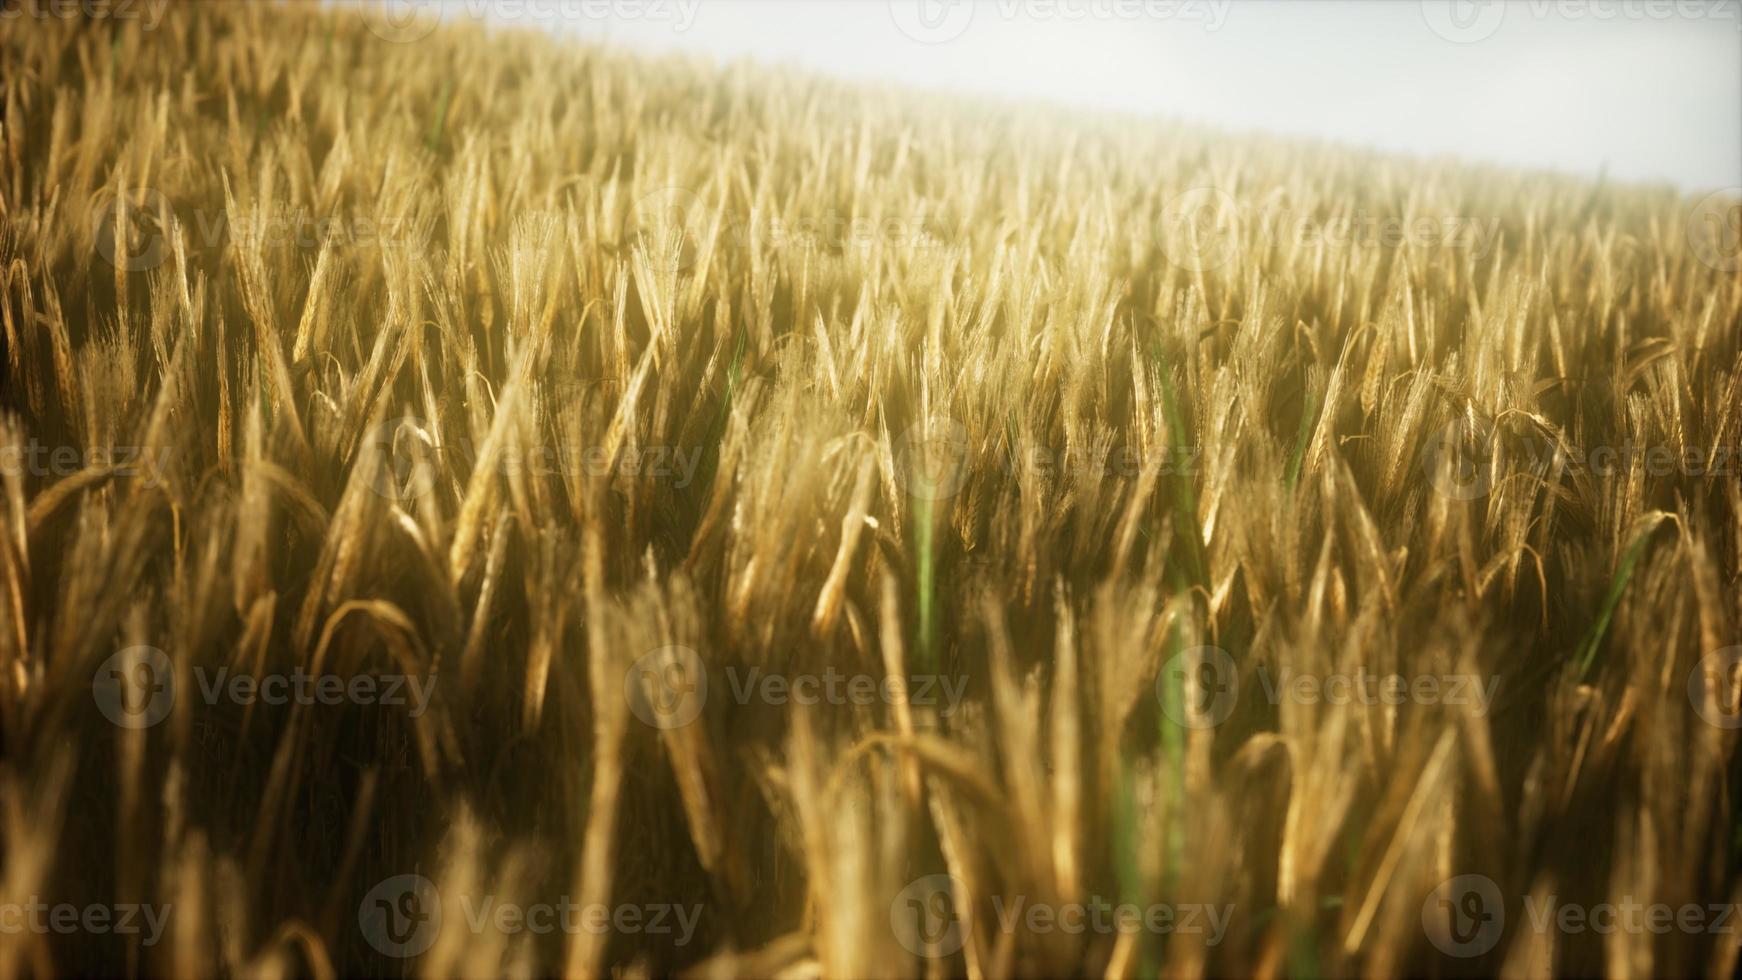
[1576,513,1668,680]
[1113,757,1160,978]
[1285,381,1318,492]
[915,488,937,675]
[427,77,454,152]
[1154,355,1207,589]
[1158,618,1187,884]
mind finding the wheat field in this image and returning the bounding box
[1,3,1740,977]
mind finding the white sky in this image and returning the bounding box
[405,0,1742,192]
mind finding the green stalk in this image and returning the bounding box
[1286,382,1318,492]
[1576,514,1666,680]
[1158,615,1187,883]
[1113,757,1160,978]
[427,78,454,152]
[1154,358,1206,588]
[915,490,937,674]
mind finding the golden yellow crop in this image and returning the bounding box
[1,3,1738,977]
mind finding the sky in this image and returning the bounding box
[380,0,1742,192]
